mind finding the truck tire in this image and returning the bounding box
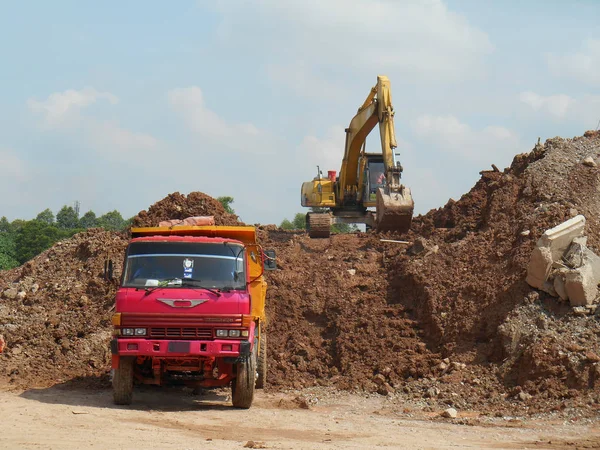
[255,334,267,389]
[232,350,256,409]
[113,356,134,405]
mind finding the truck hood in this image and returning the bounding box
[116,287,250,315]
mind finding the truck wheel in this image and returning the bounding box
[232,350,256,409]
[113,356,134,405]
[255,334,267,389]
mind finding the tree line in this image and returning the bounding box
[0,206,130,270]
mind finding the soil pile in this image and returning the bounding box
[1,134,600,416]
[0,229,127,388]
[132,192,241,227]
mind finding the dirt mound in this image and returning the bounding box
[132,192,242,227]
[0,229,127,388]
[2,136,600,416]
[383,133,600,399]
[262,232,438,392]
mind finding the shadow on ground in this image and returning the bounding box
[19,375,234,412]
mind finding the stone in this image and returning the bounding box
[585,352,600,363]
[583,156,597,167]
[563,236,587,269]
[2,288,18,300]
[517,392,532,402]
[347,269,356,276]
[539,215,586,261]
[526,246,554,290]
[553,273,568,300]
[16,291,26,301]
[520,230,531,237]
[565,264,598,306]
[441,408,458,418]
[426,387,440,398]
[373,374,386,386]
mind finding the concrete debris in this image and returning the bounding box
[526,215,600,307]
[517,392,532,402]
[441,408,458,418]
[582,156,597,167]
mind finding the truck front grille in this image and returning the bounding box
[150,327,213,339]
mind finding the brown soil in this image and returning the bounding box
[2,132,600,418]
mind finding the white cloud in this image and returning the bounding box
[168,86,277,154]
[214,0,493,90]
[519,91,574,118]
[28,87,119,127]
[519,91,600,126]
[297,126,346,175]
[85,121,160,156]
[411,114,521,163]
[546,39,600,86]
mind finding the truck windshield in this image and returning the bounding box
[122,241,246,290]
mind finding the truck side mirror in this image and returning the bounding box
[263,250,277,271]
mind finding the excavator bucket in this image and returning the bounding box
[375,186,414,233]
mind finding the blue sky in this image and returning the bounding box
[1,1,599,225]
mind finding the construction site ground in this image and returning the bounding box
[2,386,599,450]
[2,133,600,448]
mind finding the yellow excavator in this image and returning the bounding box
[300,75,414,238]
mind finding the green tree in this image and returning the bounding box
[0,216,12,233]
[56,205,79,229]
[331,223,358,233]
[280,219,294,230]
[97,210,126,231]
[292,213,306,230]
[79,210,97,228]
[0,233,19,270]
[15,221,66,263]
[217,196,235,214]
[35,208,55,225]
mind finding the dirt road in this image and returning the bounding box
[1,385,598,450]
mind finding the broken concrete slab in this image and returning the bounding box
[526,246,553,290]
[563,236,587,268]
[538,215,586,261]
[565,264,598,306]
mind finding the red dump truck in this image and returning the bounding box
[109,222,275,408]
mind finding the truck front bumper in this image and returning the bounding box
[111,338,251,358]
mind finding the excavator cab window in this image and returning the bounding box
[367,161,385,194]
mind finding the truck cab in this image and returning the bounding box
[110,224,274,408]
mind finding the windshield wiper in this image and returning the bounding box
[180,278,222,297]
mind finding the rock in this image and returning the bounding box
[569,208,579,217]
[585,352,600,363]
[563,237,587,269]
[438,362,448,371]
[565,264,598,306]
[426,387,440,398]
[0,335,5,353]
[553,273,568,300]
[2,288,18,300]
[16,291,27,301]
[244,441,267,449]
[517,392,532,402]
[520,230,531,237]
[441,408,458,418]
[526,246,554,290]
[347,269,356,276]
[373,374,386,386]
[377,382,395,396]
[582,156,597,167]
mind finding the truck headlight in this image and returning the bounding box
[122,328,134,336]
[216,329,228,337]
[229,330,241,337]
[134,328,147,336]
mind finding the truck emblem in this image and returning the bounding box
[183,258,194,269]
[157,298,207,308]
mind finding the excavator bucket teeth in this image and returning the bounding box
[376,187,414,233]
[306,213,331,238]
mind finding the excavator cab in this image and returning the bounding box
[364,158,386,203]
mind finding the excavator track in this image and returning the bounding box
[306,213,331,238]
[376,186,414,233]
